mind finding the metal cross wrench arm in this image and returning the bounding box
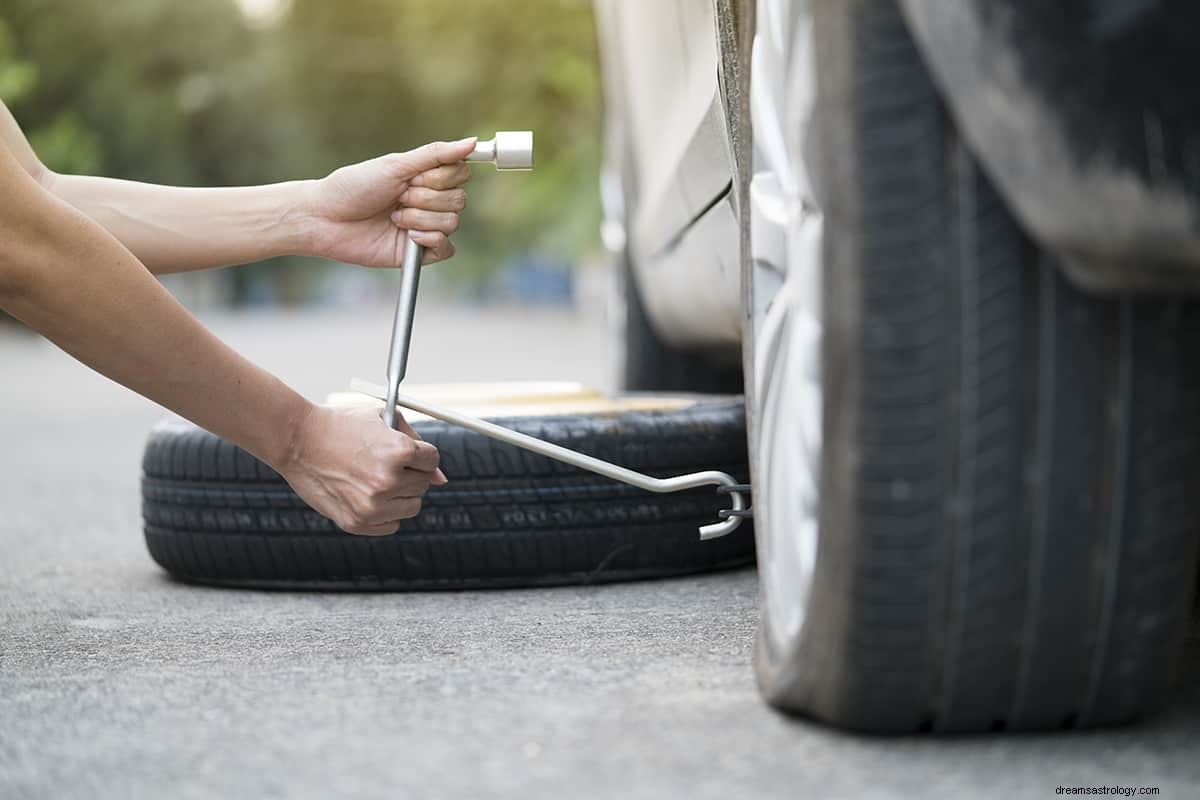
[381,131,534,431]
[355,379,750,540]
[375,130,750,540]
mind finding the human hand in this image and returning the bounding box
[305,138,475,268]
[278,405,447,535]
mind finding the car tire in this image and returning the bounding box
[753,0,1200,732]
[142,397,755,590]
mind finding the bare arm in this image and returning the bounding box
[0,101,473,274]
[0,100,46,182]
[44,171,314,273]
[0,142,443,535]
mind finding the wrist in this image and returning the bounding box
[263,392,319,475]
[276,179,322,258]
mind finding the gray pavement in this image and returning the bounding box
[1,305,1198,799]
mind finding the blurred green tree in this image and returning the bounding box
[1,0,316,184]
[0,0,601,301]
[280,0,602,282]
[0,15,101,174]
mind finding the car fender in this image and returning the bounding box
[899,0,1200,292]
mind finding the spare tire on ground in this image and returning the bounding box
[141,387,754,590]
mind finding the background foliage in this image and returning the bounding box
[0,0,601,303]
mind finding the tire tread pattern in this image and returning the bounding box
[142,399,756,590]
[761,0,1200,733]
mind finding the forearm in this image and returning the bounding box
[46,172,317,274]
[1,162,313,469]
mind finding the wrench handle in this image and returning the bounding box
[382,235,425,430]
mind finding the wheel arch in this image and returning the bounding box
[899,0,1200,293]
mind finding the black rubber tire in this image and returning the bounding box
[619,254,744,394]
[755,0,1200,733]
[142,398,754,590]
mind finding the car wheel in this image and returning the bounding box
[142,388,755,590]
[749,0,1200,732]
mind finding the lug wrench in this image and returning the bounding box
[375,130,751,539]
[382,131,534,431]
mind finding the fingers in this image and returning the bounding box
[409,162,471,190]
[349,495,423,534]
[399,436,441,473]
[341,492,422,536]
[345,520,402,537]
[336,465,434,536]
[388,163,469,268]
[391,411,420,439]
[329,412,445,536]
[395,227,455,263]
[407,229,451,256]
[373,429,440,487]
[416,234,455,264]
[401,186,467,213]
[392,416,448,483]
[285,406,451,538]
[377,495,425,521]
[391,207,460,235]
[337,467,432,535]
[392,187,464,264]
[387,225,453,264]
[387,436,443,492]
[389,137,477,176]
[384,462,440,498]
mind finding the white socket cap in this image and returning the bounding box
[494,131,533,170]
[468,131,533,170]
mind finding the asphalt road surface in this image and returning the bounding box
[2,305,1198,799]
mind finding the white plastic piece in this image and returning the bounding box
[467,131,533,170]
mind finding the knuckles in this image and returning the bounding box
[366,469,397,499]
[326,414,441,534]
[392,436,417,461]
[347,493,376,524]
[338,512,369,534]
[401,209,460,234]
[413,442,440,472]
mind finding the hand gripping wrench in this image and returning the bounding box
[381,131,533,431]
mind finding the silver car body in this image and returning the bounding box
[595,0,743,347]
